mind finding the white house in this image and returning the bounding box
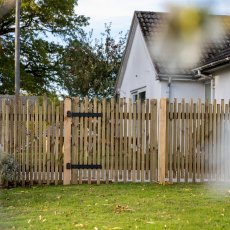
[115,11,230,103]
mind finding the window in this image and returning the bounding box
[132,91,146,102]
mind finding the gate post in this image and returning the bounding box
[158,98,168,184]
[64,98,72,185]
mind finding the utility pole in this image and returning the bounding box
[14,0,20,161]
[15,0,20,99]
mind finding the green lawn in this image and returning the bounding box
[1,183,230,229]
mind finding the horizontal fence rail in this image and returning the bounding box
[0,96,230,186]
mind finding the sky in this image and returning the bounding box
[76,0,230,38]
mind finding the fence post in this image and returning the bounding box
[158,98,168,184]
[64,98,72,185]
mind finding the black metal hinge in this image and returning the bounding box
[67,111,102,118]
[66,163,102,169]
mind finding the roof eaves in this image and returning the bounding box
[193,56,230,72]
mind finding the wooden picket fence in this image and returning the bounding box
[63,97,158,185]
[0,96,230,186]
[165,98,230,183]
[0,97,64,186]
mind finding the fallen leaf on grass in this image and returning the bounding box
[146,221,155,225]
[27,219,31,224]
[74,223,84,228]
[114,205,134,213]
[111,227,123,230]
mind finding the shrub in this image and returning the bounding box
[0,153,19,186]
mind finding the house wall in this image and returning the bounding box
[119,24,161,100]
[119,23,205,102]
[213,68,230,103]
[161,81,205,102]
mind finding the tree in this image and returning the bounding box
[62,24,127,99]
[0,0,88,95]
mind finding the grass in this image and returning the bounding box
[1,183,230,230]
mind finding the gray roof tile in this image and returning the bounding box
[135,11,230,75]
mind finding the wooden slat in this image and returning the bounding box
[137,99,141,181]
[224,103,228,181]
[88,101,93,184]
[30,102,34,186]
[63,98,71,185]
[93,97,98,180]
[55,104,60,185]
[169,103,173,182]
[102,98,106,181]
[1,100,5,153]
[83,97,88,180]
[212,100,217,181]
[10,99,13,155]
[227,101,230,180]
[38,104,43,185]
[42,97,47,183]
[51,102,55,183]
[173,99,177,179]
[181,99,185,179]
[197,99,201,180]
[124,100,128,182]
[158,98,168,184]
[59,102,64,184]
[177,103,181,182]
[22,102,26,186]
[189,99,193,179]
[18,100,22,184]
[220,100,225,180]
[119,98,123,180]
[114,100,119,182]
[204,100,209,179]
[185,103,189,182]
[79,100,84,184]
[132,101,137,182]
[192,103,197,182]
[13,99,18,161]
[201,103,205,182]
[106,101,110,184]
[72,97,79,184]
[145,99,150,181]
[152,100,157,182]
[141,101,145,182]
[217,103,220,181]
[97,101,102,184]
[34,99,39,182]
[5,101,9,156]
[47,103,51,185]
[208,103,213,181]
[128,99,132,181]
[110,98,115,181]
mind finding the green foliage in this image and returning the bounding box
[62,24,127,99]
[0,0,88,95]
[0,153,19,183]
